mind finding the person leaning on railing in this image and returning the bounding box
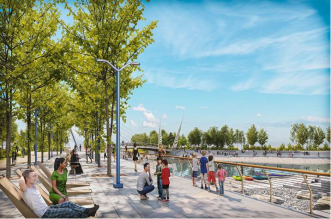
[19,169,99,218]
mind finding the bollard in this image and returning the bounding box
[263,169,272,203]
[302,174,313,214]
[236,165,244,194]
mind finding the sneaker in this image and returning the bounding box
[162,199,167,202]
[166,199,169,202]
[205,186,208,190]
[140,195,148,200]
[193,184,198,187]
[157,197,162,200]
[201,185,204,189]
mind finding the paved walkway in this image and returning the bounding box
[0,151,326,218]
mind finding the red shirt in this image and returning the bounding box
[161,167,170,185]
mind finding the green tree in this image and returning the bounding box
[234,129,240,147]
[188,127,203,146]
[219,125,228,148]
[327,127,330,144]
[279,143,285,151]
[178,134,188,147]
[313,127,325,148]
[149,130,158,145]
[62,0,157,176]
[167,132,175,146]
[246,125,258,147]
[290,123,299,144]
[227,128,235,147]
[257,128,268,147]
[307,125,316,148]
[296,123,309,149]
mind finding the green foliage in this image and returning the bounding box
[257,128,268,146]
[246,125,258,146]
[188,127,203,146]
[178,134,188,147]
[327,127,330,144]
[313,127,325,148]
[278,143,285,151]
[296,123,309,149]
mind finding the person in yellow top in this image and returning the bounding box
[49,157,68,204]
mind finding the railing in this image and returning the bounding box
[132,152,330,215]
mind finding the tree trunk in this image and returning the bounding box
[48,129,51,160]
[105,81,111,175]
[27,93,32,165]
[56,129,59,155]
[41,118,43,163]
[5,90,12,178]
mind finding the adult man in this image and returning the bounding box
[19,169,99,218]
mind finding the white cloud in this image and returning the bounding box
[130,120,138,127]
[143,121,158,128]
[302,116,330,124]
[176,106,186,110]
[143,111,158,123]
[161,114,168,119]
[256,113,262,117]
[132,104,146,112]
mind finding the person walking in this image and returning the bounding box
[133,143,140,172]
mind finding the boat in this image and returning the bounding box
[252,175,268,180]
[243,175,254,181]
[255,172,289,177]
[233,175,242,181]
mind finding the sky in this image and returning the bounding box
[16,0,331,147]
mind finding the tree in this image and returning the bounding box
[313,127,325,148]
[207,127,221,148]
[257,128,268,147]
[234,129,240,147]
[219,125,228,148]
[227,128,235,147]
[246,125,258,147]
[178,134,187,147]
[149,130,158,145]
[62,0,157,176]
[290,123,299,144]
[279,143,285,151]
[327,127,330,144]
[307,125,316,148]
[188,127,203,146]
[0,0,61,177]
[296,123,309,149]
[167,132,175,146]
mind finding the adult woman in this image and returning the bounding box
[137,163,155,200]
[71,149,83,174]
[158,144,166,161]
[49,158,68,204]
[133,143,140,172]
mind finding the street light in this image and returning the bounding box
[95,59,140,188]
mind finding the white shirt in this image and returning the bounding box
[192,158,199,171]
[137,172,153,191]
[22,185,49,218]
[208,160,215,172]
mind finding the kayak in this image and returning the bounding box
[243,175,254,181]
[252,175,268,180]
[233,175,242,181]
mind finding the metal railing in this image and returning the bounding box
[136,153,330,215]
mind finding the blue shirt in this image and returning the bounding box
[200,156,208,173]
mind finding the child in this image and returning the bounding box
[207,154,219,192]
[216,164,228,196]
[154,157,163,200]
[161,159,170,202]
[200,150,208,190]
[192,153,199,187]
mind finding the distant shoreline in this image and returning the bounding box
[214,156,330,165]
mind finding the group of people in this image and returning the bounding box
[136,144,170,201]
[192,151,228,195]
[18,157,99,218]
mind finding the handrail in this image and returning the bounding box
[157,154,331,177]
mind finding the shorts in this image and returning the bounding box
[162,184,169,189]
[192,171,198,178]
[208,171,216,183]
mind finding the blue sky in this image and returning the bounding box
[16,0,330,147]
[120,0,330,146]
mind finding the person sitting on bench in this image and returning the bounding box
[19,169,99,218]
[71,149,83,174]
[49,158,69,204]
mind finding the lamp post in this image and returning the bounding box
[95,59,140,188]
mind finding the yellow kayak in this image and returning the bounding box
[233,175,242,181]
